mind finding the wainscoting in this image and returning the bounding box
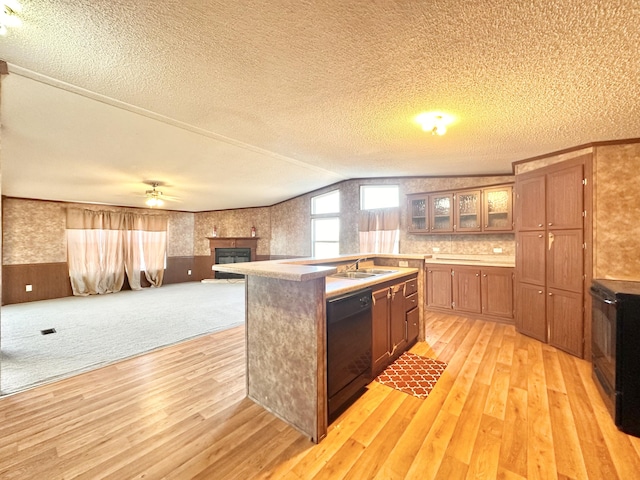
[2,263,72,305]
[2,255,300,305]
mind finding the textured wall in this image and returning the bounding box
[2,198,194,265]
[3,198,67,264]
[268,175,516,257]
[166,211,194,257]
[514,147,593,174]
[593,143,640,279]
[3,174,517,266]
[194,207,271,257]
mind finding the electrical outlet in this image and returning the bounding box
[493,247,503,254]
[399,260,409,267]
[212,265,215,270]
[432,247,440,252]
[187,270,192,275]
[25,284,32,292]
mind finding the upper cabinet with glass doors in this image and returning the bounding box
[407,184,513,234]
[455,189,482,232]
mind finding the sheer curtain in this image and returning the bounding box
[358,207,400,254]
[66,209,168,296]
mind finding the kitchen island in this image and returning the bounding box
[212,254,422,443]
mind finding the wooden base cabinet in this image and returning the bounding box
[515,282,546,342]
[372,287,392,375]
[427,264,514,322]
[427,266,453,309]
[452,267,482,314]
[481,268,515,319]
[372,275,418,376]
[547,288,584,357]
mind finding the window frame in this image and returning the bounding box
[311,189,340,257]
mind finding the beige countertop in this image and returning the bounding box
[325,267,419,298]
[424,254,515,268]
[212,255,419,297]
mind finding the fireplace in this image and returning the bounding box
[215,248,250,279]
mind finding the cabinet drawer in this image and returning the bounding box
[405,292,418,312]
[404,278,418,296]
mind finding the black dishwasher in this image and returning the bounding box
[326,288,372,422]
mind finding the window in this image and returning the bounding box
[311,190,340,257]
[359,185,400,254]
[360,185,399,210]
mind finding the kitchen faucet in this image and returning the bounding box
[346,257,367,271]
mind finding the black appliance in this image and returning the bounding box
[326,288,372,422]
[215,248,250,279]
[590,279,640,438]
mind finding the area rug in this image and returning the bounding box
[376,352,447,399]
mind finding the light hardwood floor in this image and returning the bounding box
[1,312,639,479]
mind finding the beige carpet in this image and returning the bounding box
[0,281,245,395]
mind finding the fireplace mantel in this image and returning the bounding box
[207,237,259,262]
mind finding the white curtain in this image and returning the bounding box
[67,209,168,296]
[358,207,400,254]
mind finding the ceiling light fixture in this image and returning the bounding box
[415,111,455,136]
[0,0,22,36]
[145,183,164,208]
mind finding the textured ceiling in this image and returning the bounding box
[1,0,639,211]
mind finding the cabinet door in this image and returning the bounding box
[515,174,545,230]
[408,195,429,232]
[481,267,514,319]
[452,267,482,314]
[515,282,547,342]
[546,164,584,229]
[427,266,452,309]
[547,229,583,293]
[372,288,391,374]
[406,308,419,344]
[548,288,583,357]
[455,190,482,232]
[516,231,546,285]
[390,284,407,358]
[430,193,454,232]
[483,186,513,232]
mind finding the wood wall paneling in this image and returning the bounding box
[2,262,72,305]
[163,256,196,284]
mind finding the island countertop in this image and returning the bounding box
[211,253,423,282]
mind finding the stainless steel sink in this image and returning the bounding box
[331,272,378,279]
[360,268,398,274]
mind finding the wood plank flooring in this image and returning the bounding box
[1,312,639,479]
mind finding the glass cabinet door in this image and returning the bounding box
[455,190,481,232]
[483,186,513,231]
[408,196,428,232]
[430,193,454,232]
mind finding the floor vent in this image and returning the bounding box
[40,328,57,335]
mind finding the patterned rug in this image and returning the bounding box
[375,352,448,399]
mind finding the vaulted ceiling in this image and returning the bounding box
[1,0,638,211]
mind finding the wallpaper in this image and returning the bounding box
[194,207,271,257]
[593,143,640,279]
[2,198,194,265]
[267,175,516,258]
[514,147,593,174]
[3,174,518,266]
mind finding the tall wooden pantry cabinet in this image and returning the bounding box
[515,155,590,357]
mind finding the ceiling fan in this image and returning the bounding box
[142,180,178,208]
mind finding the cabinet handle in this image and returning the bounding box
[538,234,543,238]
[485,224,488,227]
[475,273,479,277]
[538,290,543,294]
[548,292,553,296]
[483,274,487,277]
[548,222,553,226]
[538,223,543,227]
